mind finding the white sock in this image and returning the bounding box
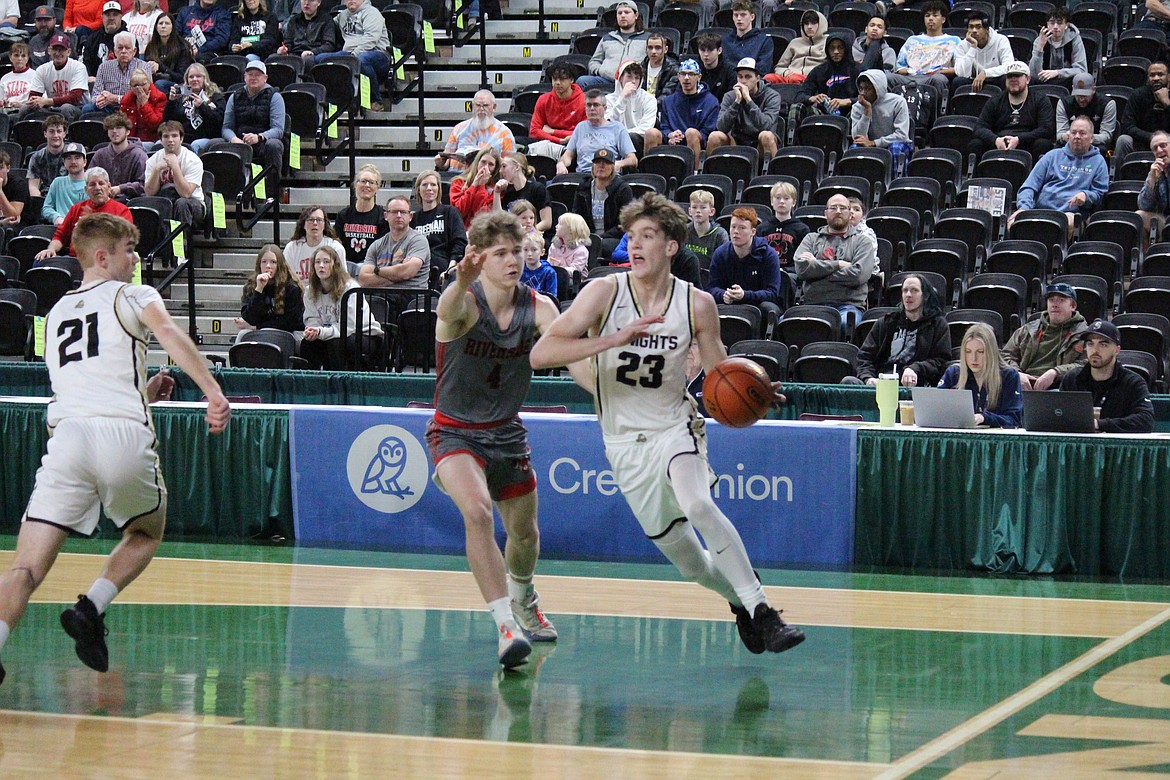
[0,619,9,651]
[506,572,534,605]
[732,578,767,614]
[488,597,514,629]
[87,578,119,614]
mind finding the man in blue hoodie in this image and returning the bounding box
[721,0,774,73]
[707,206,785,333]
[1009,116,1108,239]
[177,0,231,63]
[643,59,719,172]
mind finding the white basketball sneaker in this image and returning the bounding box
[497,619,532,668]
[512,591,558,642]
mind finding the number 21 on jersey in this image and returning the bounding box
[58,313,100,366]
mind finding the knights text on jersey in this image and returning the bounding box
[594,274,696,436]
[44,280,161,429]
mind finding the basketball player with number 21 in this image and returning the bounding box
[0,213,231,687]
[531,193,805,656]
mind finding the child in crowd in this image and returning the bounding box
[546,212,590,278]
[519,230,557,298]
[757,181,809,269]
[684,189,727,269]
[509,198,538,234]
[0,43,35,111]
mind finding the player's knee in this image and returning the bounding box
[461,502,495,531]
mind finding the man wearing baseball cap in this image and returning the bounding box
[569,148,633,254]
[1056,72,1116,153]
[1002,282,1088,391]
[29,6,60,68]
[214,60,285,197]
[1058,319,1154,433]
[82,1,128,79]
[578,0,649,93]
[644,58,720,168]
[28,33,90,122]
[707,57,782,159]
[968,59,1055,161]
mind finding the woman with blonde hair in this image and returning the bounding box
[335,163,388,267]
[494,151,552,232]
[412,169,467,280]
[235,244,305,336]
[301,245,384,370]
[229,0,279,61]
[449,146,501,225]
[938,322,1023,428]
[163,62,222,152]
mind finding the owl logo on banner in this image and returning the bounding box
[346,425,429,513]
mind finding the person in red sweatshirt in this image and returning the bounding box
[527,61,585,162]
[448,147,501,226]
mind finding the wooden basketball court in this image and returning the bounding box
[1,537,1169,778]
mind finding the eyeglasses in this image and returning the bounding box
[472,102,493,109]
[825,205,849,211]
[304,217,324,224]
[385,208,410,215]
[356,178,379,185]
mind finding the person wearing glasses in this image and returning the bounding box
[794,193,877,333]
[335,163,389,268]
[283,205,347,283]
[359,195,431,320]
[434,89,515,174]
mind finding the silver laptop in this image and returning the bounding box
[911,387,977,429]
[1021,391,1095,433]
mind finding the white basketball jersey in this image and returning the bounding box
[595,274,697,436]
[45,280,162,429]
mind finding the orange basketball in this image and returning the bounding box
[702,357,773,428]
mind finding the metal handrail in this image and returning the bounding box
[448,0,487,90]
[236,163,280,244]
[153,255,198,343]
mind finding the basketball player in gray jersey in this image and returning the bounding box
[0,213,230,686]
[531,193,805,656]
[426,210,568,669]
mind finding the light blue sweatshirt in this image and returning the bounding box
[42,175,86,224]
[1016,142,1109,213]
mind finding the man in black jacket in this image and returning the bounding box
[570,148,633,259]
[968,60,1054,161]
[280,0,342,61]
[848,272,951,386]
[1058,319,1155,433]
[695,32,737,102]
[1113,60,1170,165]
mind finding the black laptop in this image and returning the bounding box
[1021,391,1095,433]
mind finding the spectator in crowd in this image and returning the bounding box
[234,243,305,335]
[216,60,284,196]
[794,193,877,328]
[412,169,467,281]
[894,0,959,96]
[0,151,28,228]
[163,62,223,152]
[359,195,431,295]
[519,230,557,299]
[1010,116,1108,237]
[177,0,231,63]
[684,189,727,269]
[639,32,677,98]
[335,163,388,267]
[124,0,162,53]
[37,166,133,259]
[229,0,278,62]
[434,89,515,174]
[1138,130,1170,237]
[65,0,106,40]
[558,89,637,174]
[694,31,737,102]
[794,32,858,126]
[1028,7,1087,91]
[280,0,342,61]
[91,110,148,201]
[1059,319,1155,433]
[546,211,590,279]
[449,146,501,226]
[1056,73,1115,154]
[570,148,633,254]
[30,6,59,68]
[851,273,950,387]
[527,62,585,160]
[722,0,773,74]
[1114,60,1170,165]
[851,69,912,153]
[144,120,205,225]
[508,199,537,234]
[0,44,37,113]
[120,69,168,143]
[83,1,130,79]
[28,34,90,121]
[327,0,391,113]
[284,205,346,283]
[301,245,383,371]
[494,151,551,232]
[953,11,1014,93]
[84,31,148,114]
[756,180,808,269]
[578,0,648,92]
[707,206,785,328]
[770,9,826,84]
[969,61,1055,161]
[605,60,656,157]
[938,322,1023,428]
[41,142,89,225]
[144,14,193,90]
[853,16,898,74]
[1001,282,1087,390]
[708,58,782,159]
[643,59,719,171]
[28,115,69,198]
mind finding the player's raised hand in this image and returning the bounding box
[205,392,231,434]
[614,313,664,345]
[455,245,487,284]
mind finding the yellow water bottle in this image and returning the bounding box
[876,373,898,428]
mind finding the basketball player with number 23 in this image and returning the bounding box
[532,193,805,656]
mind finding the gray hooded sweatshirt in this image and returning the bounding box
[850,69,911,148]
[1027,23,1088,81]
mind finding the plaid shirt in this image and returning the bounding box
[93,57,150,97]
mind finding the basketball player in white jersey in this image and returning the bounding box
[0,213,230,686]
[428,210,572,668]
[531,193,805,655]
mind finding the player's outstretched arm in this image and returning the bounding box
[532,290,592,392]
[531,277,663,370]
[435,245,486,341]
[141,301,231,434]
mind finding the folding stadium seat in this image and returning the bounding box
[718,303,766,346]
[0,298,29,359]
[773,305,842,356]
[728,339,790,382]
[1103,181,1143,213]
[1006,1,1056,30]
[927,115,979,159]
[948,86,996,118]
[907,148,963,200]
[882,177,943,223]
[1141,243,1170,277]
[1101,57,1152,89]
[639,146,693,193]
[675,174,734,214]
[975,149,1033,202]
[810,175,871,208]
[852,306,896,347]
[1063,241,1126,310]
[963,273,1029,334]
[655,5,701,36]
[948,0,995,29]
[1117,28,1166,61]
[828,2,877,35]
[768,145,825,184]
[946,308,1006,350]
[512,83,551,116]
[701,146,760,196]
[1117,152,1154,183]
[1119,350,1160,392]
[1071,2,1118,42]
[23,266,73,317]
[1124,276,1170,321]
[571,28,609,56]
[546,173,587,209]
[792,341,860,383]
[1081,211,1144,280]
[866,206,920,265]
[1114,312,1170,382]
[905,238,968,307]
[1007,209,1068,269]
[794,116,849,168]
[886,7,923,34]
[623,173,668,201]
[836,147,892,200]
